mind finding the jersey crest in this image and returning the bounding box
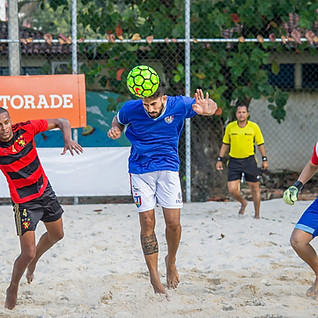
[164,115,174,124]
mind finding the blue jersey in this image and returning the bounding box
[118,95,197,174]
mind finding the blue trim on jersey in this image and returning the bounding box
[294,224,315,235]
[118,96,197,174]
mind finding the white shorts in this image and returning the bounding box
[130,171,183,213]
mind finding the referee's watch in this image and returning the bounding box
[262,156,268,161]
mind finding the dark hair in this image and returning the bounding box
[143,81,166,100]
[235,102,249,111]
[0,107,9,115]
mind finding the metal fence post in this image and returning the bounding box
[8,0,20,75]
[185,0,191,203]
[72,0,79,205]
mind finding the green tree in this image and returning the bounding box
[34,0,318,200]
[35,0,318,122]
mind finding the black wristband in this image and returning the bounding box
[217,156,223,162]
[262,156,268,161]
[293,181,304,191]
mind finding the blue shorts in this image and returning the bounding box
[295,197,318,237]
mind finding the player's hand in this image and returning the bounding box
[192,89,218,116]
[216,161,223,170]
[262,161,269,170]
[62,140,83,156]
[107,126,122,139]
[283,186,299,205]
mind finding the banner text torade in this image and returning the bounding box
[0,94,73,109]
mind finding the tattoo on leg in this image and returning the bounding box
[141,232,159,255]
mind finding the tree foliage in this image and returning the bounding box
[35,0,318,123]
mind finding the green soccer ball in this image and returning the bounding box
[127,65,159,98]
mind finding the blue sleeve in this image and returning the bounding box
[182,96,197,118]
[117,101,132,125]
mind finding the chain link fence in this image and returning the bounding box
[1,0,318,201]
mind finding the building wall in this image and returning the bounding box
[250,92,317,172]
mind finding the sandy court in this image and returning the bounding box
[0,199,317,317]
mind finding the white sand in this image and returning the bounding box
[0,198,317,317]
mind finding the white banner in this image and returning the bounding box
[0,147,131,198]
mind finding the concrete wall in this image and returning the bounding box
[250,92,318,172]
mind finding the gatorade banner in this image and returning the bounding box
[0,74,86,128]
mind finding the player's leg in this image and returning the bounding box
[290,229,318,297]
[131,172,169,298]
[290,201,318,298]
[26,183,64,283]
[245,156,261,218]
[26,217,64,284]
[162,207,181,289]
[139,209,168,296]
[227,180,247,214]
[5,231,36,310]
[247,181,261,218]
[156,171,183,290]
[227,158,247,215]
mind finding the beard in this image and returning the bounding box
[147,103,164,118]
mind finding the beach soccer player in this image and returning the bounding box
[283,142,318,300]
[0,108,83,309]
[107,65,218,299]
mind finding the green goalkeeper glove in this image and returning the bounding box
[283,181,304,205]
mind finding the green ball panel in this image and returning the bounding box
[142,80,154,90]
[134,75,144,85]
[150,73,159,84]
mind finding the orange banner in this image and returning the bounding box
[0,74,86,128]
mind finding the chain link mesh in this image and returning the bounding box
[1,0,318,201]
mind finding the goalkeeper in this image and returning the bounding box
[283,142,318,299]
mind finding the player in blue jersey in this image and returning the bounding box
[108,83,218,299]
[284,142,318,299]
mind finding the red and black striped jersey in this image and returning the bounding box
[0,120,49,203]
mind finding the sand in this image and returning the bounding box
[0,198,317,318]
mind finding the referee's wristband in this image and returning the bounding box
[217,156,223,162]
[262,156,268,161]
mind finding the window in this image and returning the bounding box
[266,64,295,89]
[266,63,318,90]
[51,61,70,74]
[302,64,318,89]
[0,67,41,76]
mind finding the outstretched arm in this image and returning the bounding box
[107,115,125,140]
[283,160,318,205]
[192,89,218,116]
[46,118,83,156]
[298,160,318,185]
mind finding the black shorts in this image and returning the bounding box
[228,155,259,182]
[12,182,64,236]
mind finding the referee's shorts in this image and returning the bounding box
[228,155,259,182]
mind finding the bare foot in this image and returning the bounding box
[254,214,260,219]
[238,200,248,216]
[150,274,170,300]
[26,266,35,284]
[165,255,179,289]
[306,281,318,297]
[5,285,18,310]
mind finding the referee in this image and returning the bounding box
[216,103,268,219]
